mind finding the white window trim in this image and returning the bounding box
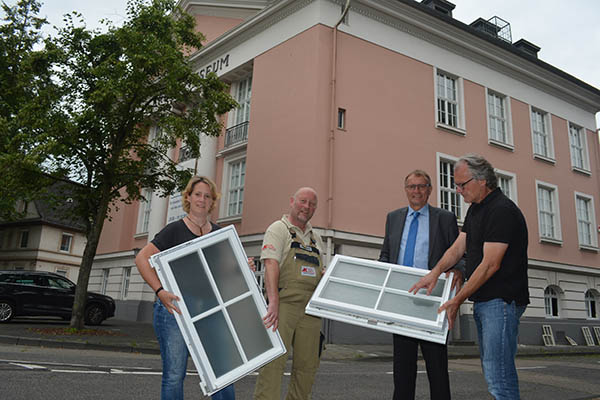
[306,255,456,344]
[136,188,153,235]
[218,152,247,221]
[59,233,73,253]
[544,286,561,318]
[485,88,513,150]
[121,267,131,300]
[149,225,285,396]
[567,121,591,175]
[535,180,562,244]
[495,168,518,204]
[227,75,252,128]
[573,191,598,251]
[434,68,466,135]
[436,152,468,223]
[585,290,599,319]
[529,106,555,163]
[100,268,110,295]
[19,230,29,248]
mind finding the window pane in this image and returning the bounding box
[331,261,387,286]
[227,296,273,361]
[378,292,440,321]
[169,252,219,316]
[194,311,243,378]
[203,239,248,303]
[386,271,444,297]
[321,281,379,308]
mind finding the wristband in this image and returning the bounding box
[155,286,164,296]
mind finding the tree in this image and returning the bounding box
[15,0,237,328]
[0,0,56,219]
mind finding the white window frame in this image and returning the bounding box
[544,286,560,318]
[228,75,252,128]
[306,255,455,344]
[436,153,467,222]
[530,107,555,163]
[149,225,285,396]
[136,188,153,235]
[535,180,562,244]
[59,233,73,253]
[121,267,131,300]
[434,68,465,135]
[574,192,598,250]
[101,268,110,295]
[585,290,598,319]
[495,169,518,204]
[568,122,590,174]
[486,89,513,149]
[219,153,246,220]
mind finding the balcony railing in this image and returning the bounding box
[225,121,249,147]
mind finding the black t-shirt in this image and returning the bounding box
[462,188,530,306]
[151,219,222,252]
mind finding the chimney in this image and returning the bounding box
[514,38,541,58]
[420,0,456,17]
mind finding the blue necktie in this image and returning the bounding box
[402,212,420,267]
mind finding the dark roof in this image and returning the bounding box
[1,181,87,232]
[403,0,600,97]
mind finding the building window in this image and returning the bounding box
[60,233,73,252]
[574,192,597,250]
[232,75,252,126]
[19,231,29,248]
[137,188,153,234]
[585,290,598,319]
[0,230,4,249]
[435,69,464,133]
[530,108,554,161]
[337,108,346,130]
[486,89,512,148]
[544,286,560,317]
[121,267,131,300]
[438,157,463,220]
[101,268,110,295]
[568,123,590,173]
[226,158,246,217]
[536,181,562,243]
[496,170,517,203]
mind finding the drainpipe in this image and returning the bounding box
[327,0,351,230]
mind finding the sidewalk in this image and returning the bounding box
[1,317,600,360]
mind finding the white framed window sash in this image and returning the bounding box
[568,122,590,173]
[495,168,518,204]
[434,68,465,135]
[150,225,285,396]
[574,191,598,250]
[306,255,455,344]
[486,89,513,149]
[535,180,562,243]
[436,152,468,222]
[530,107,555,162]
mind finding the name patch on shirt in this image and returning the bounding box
[300,266,316,277]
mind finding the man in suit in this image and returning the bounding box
[379,169,463,400]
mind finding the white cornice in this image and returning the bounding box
[529,258,600,276]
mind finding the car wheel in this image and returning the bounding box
[84,304,105,326]
[0,301,15,322]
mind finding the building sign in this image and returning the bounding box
[199,54,230,78]
[167,192,186,224]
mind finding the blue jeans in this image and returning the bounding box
[473,298,526,400]
[153,300,235,400]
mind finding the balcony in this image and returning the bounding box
[225,121,249,148]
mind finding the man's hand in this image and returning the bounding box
[247,257,256,272]
[438,297,460,330]
[447,269,463,292]
[158,290,181,315]
[263,301,279,332]
[409,270,441,296]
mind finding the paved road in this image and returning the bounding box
[1,345,599,399]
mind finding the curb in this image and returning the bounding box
[0,335,160,355]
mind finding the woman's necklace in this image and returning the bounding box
[186,215,208,236]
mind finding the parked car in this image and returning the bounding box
[0,270,115,325]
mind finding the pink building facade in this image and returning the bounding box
[90,0,600,345]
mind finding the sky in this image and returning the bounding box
[27,1,600,127]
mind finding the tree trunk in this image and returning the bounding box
[70,192,111,329]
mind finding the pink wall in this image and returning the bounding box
[96,192,147,254]
[194,15,243,45]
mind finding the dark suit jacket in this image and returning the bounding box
[379,205,462,272]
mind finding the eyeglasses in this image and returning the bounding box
[454,178,474,190]
[405,184,431,191]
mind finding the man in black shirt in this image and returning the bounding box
[411,154,529,400]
